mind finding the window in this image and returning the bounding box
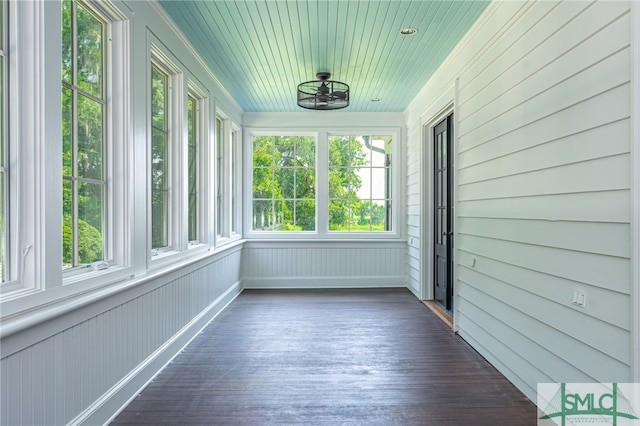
[215,115,241,241]
[187,95,198,243]
[62,0,107,269]
[151,48,211,258]
[231,127,240,235]
[248,130,397,236]
[215,117,224,237]
[150,62,171,251]
[328,135,392,232]
[251,135,316,231]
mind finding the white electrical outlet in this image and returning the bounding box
[572,290,587,308]
[467,256,476,268]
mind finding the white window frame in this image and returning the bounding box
[1,0,131,312]
[230,123,242,237]
[62,0,109,274]
[326,131,395,234]
[185,82,208,250]
[0,0,14,292]
[245,128,401,239]
[214,110,242,245]
[148,45,183,262]
[62,0,130,286]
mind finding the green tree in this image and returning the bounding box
[251,135,373,232]
[252,136,316,231]
[62,0,106,267]
[328,136,367,230]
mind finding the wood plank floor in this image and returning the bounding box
[112,289,537,425]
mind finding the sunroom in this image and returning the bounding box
[0,0,638,424]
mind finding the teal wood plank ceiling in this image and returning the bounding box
[159,0,490,112]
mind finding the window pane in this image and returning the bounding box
[62,86,73,176]
[251,135,316,232]
[216,118,223,235]
[370,168,386,199]
[62,179,74,269]
[77,93,103,180]
[152,189,168,249]
[253,168,272,199]
[295,168,315,199]
[253,200,272,230]
[278,168,294,199]
[328,167,348,199]
[329,135,392,232]
[62,1,109,269]
[188,194,197,242]
[151,64,169,249]
[187,96,197,242]
[151,127,167,190]
[253,136,274,167]
[78,181,104,264]
[76,4,103,98]
[151,66,166,131]
[62,0,73,84]
[274,200,293,230]
[231,131,238,234]
[295,200,315,231]
[328,200,348,231]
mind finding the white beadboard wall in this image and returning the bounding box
[405,0,634,401]
[0,247,242,426]
[0,0,244,425]
[242,241,406,288]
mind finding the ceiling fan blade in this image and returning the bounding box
[332,91,347,100]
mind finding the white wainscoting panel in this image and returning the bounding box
[0,248,242,426]
[242,241,406,289]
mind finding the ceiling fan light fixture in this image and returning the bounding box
[297,72,350,110]
[400,27,417,36]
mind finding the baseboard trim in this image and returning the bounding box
[242,276,406,289]
[69,281,242,426]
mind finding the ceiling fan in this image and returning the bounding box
[297,72,350,110]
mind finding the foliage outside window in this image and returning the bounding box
[252,136,316,231]
[62,0,107,268]
[187,95,198,243]
[328,135,392,232]
[231,129,239,235]
[151,63,170,250]
[216,117,224,236]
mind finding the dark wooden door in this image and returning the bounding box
[433,114,453,314]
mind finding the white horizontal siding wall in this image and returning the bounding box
[405,0,634,401]
[243,241,406,288]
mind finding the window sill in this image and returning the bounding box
[246,231,403,241]
[0,240,245,341]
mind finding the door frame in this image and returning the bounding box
[420,101,456,326]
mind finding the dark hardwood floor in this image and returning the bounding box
[112,288,536,425]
